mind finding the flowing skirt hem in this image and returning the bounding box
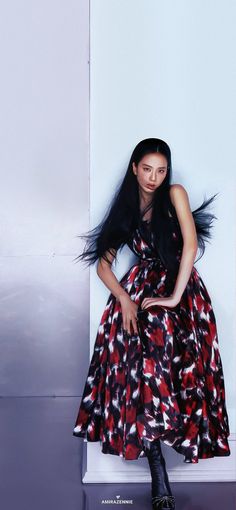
[72,426,231,463]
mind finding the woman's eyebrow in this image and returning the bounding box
[142,164,167,169]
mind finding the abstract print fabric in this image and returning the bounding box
[73,220,231,463]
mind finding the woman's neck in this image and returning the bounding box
[140,199,153,220]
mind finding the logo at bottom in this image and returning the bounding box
[101,494,134,505]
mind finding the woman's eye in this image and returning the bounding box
[143,168,166,173]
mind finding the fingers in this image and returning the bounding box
[122,301,139,335]
[131,316,139,335]
[123,315,139,335]
[141,299,153,309]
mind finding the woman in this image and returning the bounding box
[72,138,231,510]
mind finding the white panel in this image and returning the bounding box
[83,434,236,483]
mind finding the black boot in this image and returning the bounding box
[146,438,175,510]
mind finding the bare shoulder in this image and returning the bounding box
[169,183,189,207]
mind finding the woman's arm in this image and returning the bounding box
[97,250,139,334]
[97,249,127,301]
[141,184,198,310]
[169,184,198,303]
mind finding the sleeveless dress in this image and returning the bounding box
[72,219,231,463]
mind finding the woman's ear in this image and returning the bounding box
[132,162,137,175]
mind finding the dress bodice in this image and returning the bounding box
[126,219,182,271]
[129,220,157,260]
[126,219,156,259]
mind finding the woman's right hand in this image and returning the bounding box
[119,293,139,335]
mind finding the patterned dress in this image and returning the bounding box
[73,219,231,463]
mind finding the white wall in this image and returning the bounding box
[87,0,236,482]
[0,0,90,408]
[0,0,90,505]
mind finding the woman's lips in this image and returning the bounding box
[146,184,156,189]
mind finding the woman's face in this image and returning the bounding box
[132,152,168,194]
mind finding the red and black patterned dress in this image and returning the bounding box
[73,218,231,463]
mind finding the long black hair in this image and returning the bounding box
[74,138,218,281]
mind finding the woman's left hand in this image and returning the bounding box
[141,295,180,310]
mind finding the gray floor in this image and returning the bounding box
[0,397,235,510]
